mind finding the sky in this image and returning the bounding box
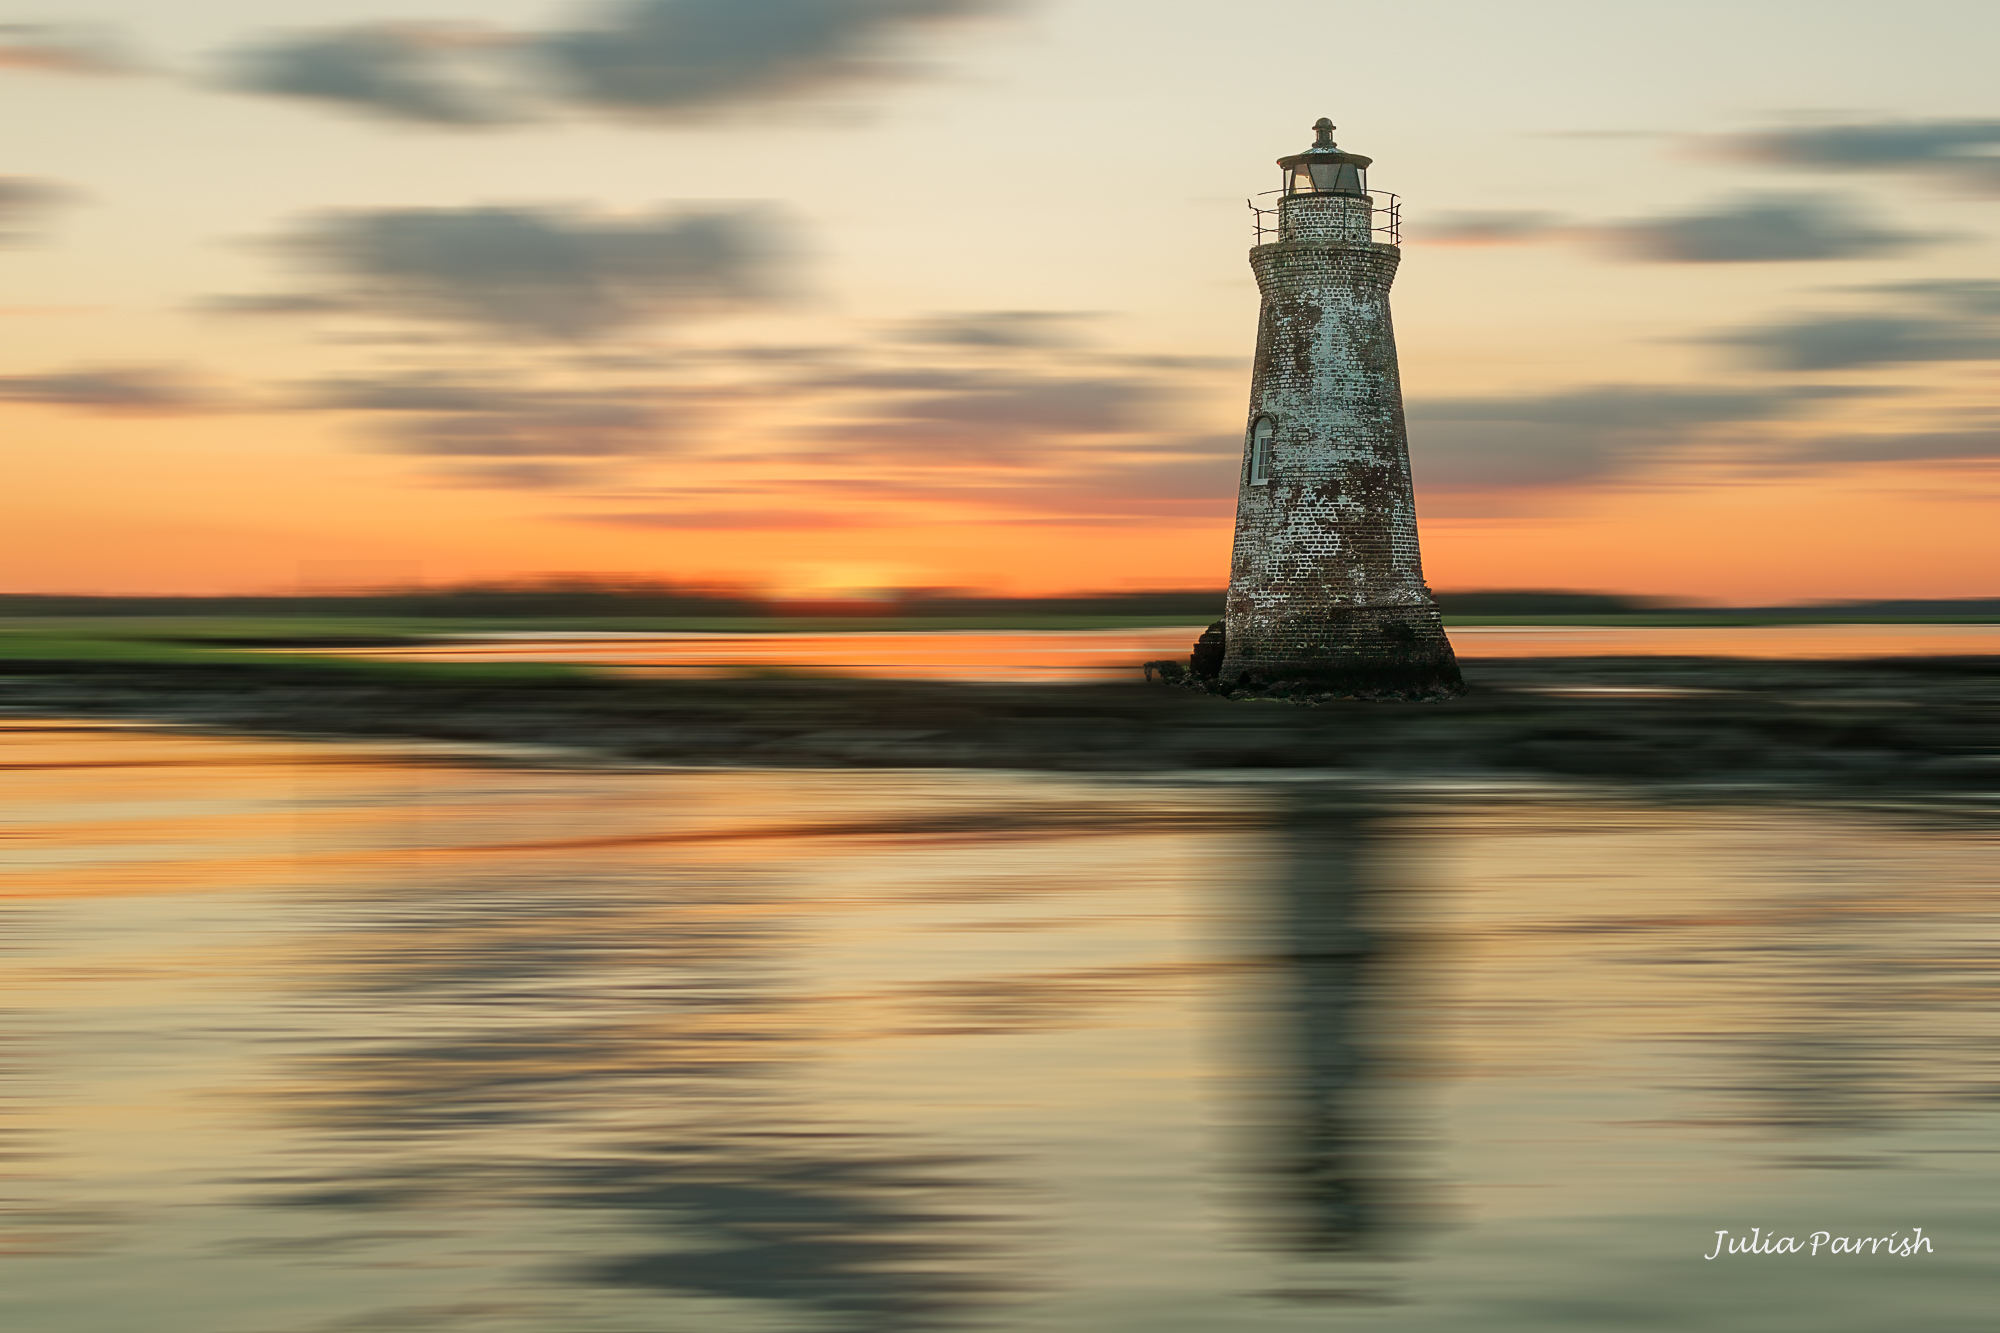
[1,0,1996,603]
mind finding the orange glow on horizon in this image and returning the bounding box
[5,397,1994,603]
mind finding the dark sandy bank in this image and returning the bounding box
[3,655,1997,797]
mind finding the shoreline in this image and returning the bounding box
[4,654,1996,798]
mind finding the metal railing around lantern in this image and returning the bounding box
[1247,190,1402,245]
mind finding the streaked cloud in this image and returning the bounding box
[534,0,1003,117]
[1414,385,1828,429]
[1418,210,1568,245]
[0,365,224,414]
[1711,118,2000,195]
[261,304,1205,499]
[1601,194,1937,263]
[299,373,690,476]
[0,24,132,76]
[1718,314,2000,371]
[575,508,872,529]
[1055,455,1239,509]
[1422,194,1938,263]
[217,0,1010,128]
[228,205,789,341]
[739,451,1239,524]
[806,373,1158,462]
[1407,385,1860,489]
[0,176,72,244]
[887,310,1096,349]
[1874,278,2000,316]
[571,314,1235,517]
[434,461,612,489]
[1712,280,2000,370]
[223,24,516,126]
[1791,428,2000,465]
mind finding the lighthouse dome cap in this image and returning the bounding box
[1276,117,1373,171]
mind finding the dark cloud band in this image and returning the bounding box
[224,25,515,126]
[0,365,222,413]
[229,204,788,341]
[1712,280,2000,371]
[1422,194,1937,263]
[1712,119,2000,195]
[218,0,1007,127]
[0,176,73,244]
[1408,384,1871,490]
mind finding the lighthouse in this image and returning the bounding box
[1208,119,1462,698]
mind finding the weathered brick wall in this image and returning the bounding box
[1218,204,1460,692]
[1277,192,1374,243]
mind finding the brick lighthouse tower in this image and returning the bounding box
[1208,119,1462,698]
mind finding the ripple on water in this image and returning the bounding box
[3,723,1998,1331]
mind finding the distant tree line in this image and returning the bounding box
[0,580,1993,621]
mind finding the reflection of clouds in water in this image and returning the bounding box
[558,1140,1010,1328]
[1667,816,2000,1139]
[897,960,1214,1035]
[254,781,1054,1328]
[1425,802,2000,1164]
[278,871,793,1138]
[13,725,2000,1333]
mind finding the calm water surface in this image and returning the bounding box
[5,721,1998,1330]
[306,623,2000,682]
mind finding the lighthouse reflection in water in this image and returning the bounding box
[6,724,1999,1331]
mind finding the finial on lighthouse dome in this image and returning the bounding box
[1277,116,1373,196]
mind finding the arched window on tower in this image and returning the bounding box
[1249,416,1275,485]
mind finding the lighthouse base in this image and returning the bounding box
[1216,603,1464,701]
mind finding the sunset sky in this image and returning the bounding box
[2,0,1996,602]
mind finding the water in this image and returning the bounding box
[5,720,1998,1330]
[296,623,2000,682]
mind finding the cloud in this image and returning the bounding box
[301,374,686,464]
[533,0,1001,117]
[433,461,611,489]
[281,307,1227,498]
[1882,279,2000,316]
[1413,386,1817,429]
[217,0,1008,127]
[1712,281,2000,370]
[1600,194,1937,263]
[0,365,224,414]
[1712,119,2000,195]
[886,311,1094,349]
[697,455,1237,527]
[221,24,516,126]
[801,367,994,391]
[574,508,869,529]
[1419,210,1568,245]
[0,177,72,243]
[234,205,788,340]
[789,322,1196,465]
[1420,195,1937,262]
[1791,428,2000,465]
[809,374,1157,460]
[1717,315,2000,371]
[202,293,350,317]
[1056,456,1238,511]
[1406,385,1849,489]
[0,24,131,75]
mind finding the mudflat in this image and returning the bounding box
[3,654,1995,797]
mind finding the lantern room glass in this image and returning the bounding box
[1286,160,1367,196]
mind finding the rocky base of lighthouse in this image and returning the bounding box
[1205,604,1465,702]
